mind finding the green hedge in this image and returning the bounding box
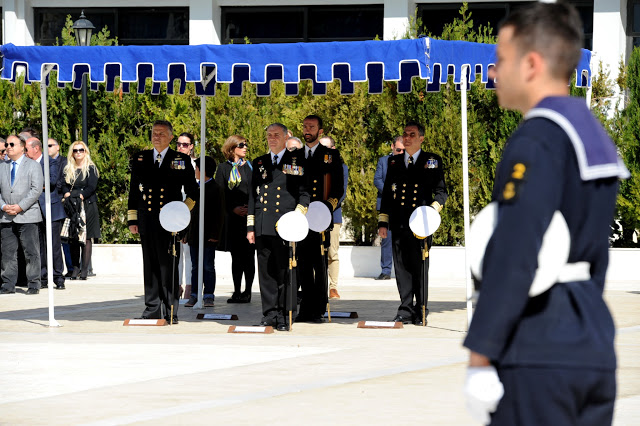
[1,6,636,247]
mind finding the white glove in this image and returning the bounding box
[464,366,504,425]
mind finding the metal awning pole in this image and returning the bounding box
[41,66,60,327]
[461,65,473,328]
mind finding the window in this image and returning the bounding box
[571,2,594,51]
[221,5,383,44]
[629,0,640,48]
[34,7,188,46]
[418,1,592,50]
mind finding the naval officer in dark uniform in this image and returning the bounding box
[295,115,344,323]
[462,3,629,425]
[378,121,448,325]
[128,120,198,323]
[247,123,309,331]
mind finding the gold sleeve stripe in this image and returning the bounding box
[184,198,196,211]
[247,215,255,227]
[127,210,138,221]
[430,201,442,213]
[378,213,389,223]
[327,198,338,211]
[295,204,308,215]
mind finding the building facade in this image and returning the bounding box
[1,0,636,90]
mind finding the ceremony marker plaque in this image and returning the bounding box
[228,325,274,334]
[123,318,167,326]
[357,321,403,329]
[197,313,238,321]
[324,311,358,319]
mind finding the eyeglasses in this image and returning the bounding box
[4,142,16,148]
[48,144,57,148]
[176,142,191,148]
[237,143,248,149]
[395,148,405,153]
[73,148,85,153]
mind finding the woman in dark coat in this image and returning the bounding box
[61,141,100,280]
[214,135,255,303]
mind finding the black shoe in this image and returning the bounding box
[259,319,276,327]
[392,315,411,324]
[41,282,48,289]
[165,315,179,324]
[64,271,73,278]
[227,292,242,303]
[277,323,290,331]
[137,314,162,320]
[79,277,87,281]
[70,268,80,280]
[239,291,252,303]
[26,288,40,295]
[0,288,15,294]
[413,308,429,326]
[375,273,391,280]
[55,283,66,290]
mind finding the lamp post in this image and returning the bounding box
[72,10,95,144]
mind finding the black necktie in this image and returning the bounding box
[407,155,414,169]
[307,149,312,159]
[273,154,278,166]
[155,153,162,168]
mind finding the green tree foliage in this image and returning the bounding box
[0,6,632,246]
[613,47,640,246]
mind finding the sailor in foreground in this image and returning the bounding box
[377,121,448,325]
[128,120,198,324]
[246,123,309,331]
[462,3,629,425]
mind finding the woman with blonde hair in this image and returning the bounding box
[61,141,101,280]
[214,135,255,303]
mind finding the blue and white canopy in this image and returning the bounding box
[0,38,594,326]
[1,38,592,95]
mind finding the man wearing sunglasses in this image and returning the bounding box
[0,135,44,295]
[0,137,7,162]
[128,120,199,324]
[378,122,448,326]
[25,137,66,290]
[373,136,404,281]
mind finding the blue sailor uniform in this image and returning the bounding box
[463,97,629,425]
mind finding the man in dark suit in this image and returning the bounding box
[49,139,74,277]
[373,135,404,280]
[128,120,198,323]
[247,123,309,331]
[25,137,66,290]
[0,135,44,295]
[378,121,448,325]
[296,115,344,323]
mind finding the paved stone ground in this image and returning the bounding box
[0,274,638,425]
